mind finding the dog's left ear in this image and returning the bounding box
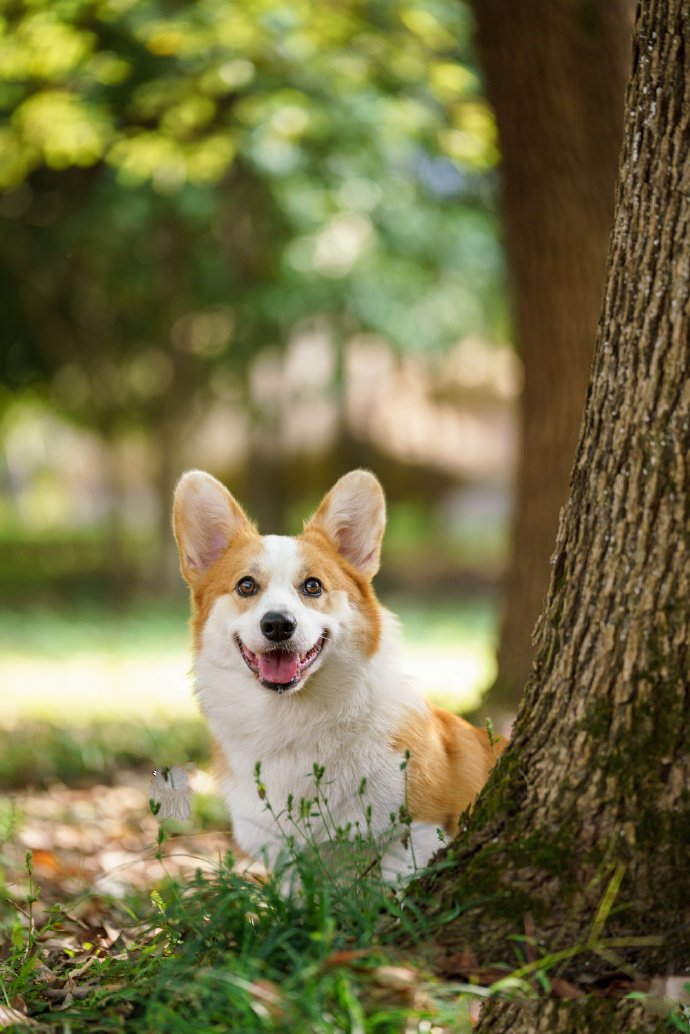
[305,470,386,578]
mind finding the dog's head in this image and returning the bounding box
[173,470,386,695]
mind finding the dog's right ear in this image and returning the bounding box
[173,470,253,585]
[305,469,386,579]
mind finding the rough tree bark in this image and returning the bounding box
[471,0,632,712]
[475,999,671,1033]
[410,0,690,1023]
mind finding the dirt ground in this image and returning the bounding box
[8,775,232,894]
[2,769,262,984]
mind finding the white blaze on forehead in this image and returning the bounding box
[260,535,301,600]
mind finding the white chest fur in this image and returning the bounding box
[194,608,437,876]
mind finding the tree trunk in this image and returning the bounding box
[471,0,632,713]
[475,999,670,1033]
[410,0,690,998]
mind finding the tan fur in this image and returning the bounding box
[187,525,261,650]
[393,706,506,834]
[298,528,382,656]
[306,470,386,577]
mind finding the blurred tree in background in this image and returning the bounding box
[0,0,506,597]
[472,0,632,714]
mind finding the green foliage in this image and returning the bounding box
[0,717,209,789]
[1,775,477,1032]
[0,527,119,599]
[0,0,503,437]
[114,856,458,1032]
[5,822,686,1031]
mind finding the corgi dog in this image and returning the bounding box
[173,469,503,879]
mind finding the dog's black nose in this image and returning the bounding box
[260,611,297,642]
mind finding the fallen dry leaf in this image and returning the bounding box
[372,966,420,990]
[437,948,478,976]
[69,955,98,979]
[5,774,235,916]
[323,948,373,968]
[550,977,585,999]
[0,1004,39,1028]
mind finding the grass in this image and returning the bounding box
[0,820,480,1032]
[393,597,496,712]
[0,603,196,727]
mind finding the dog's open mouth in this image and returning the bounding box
[237,635,326,693]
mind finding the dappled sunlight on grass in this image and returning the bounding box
[1,604,195,726]
[4,654,195,726]
[407,647,495,713]
[395,597,497,712]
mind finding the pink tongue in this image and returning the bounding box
[258,652,300,684]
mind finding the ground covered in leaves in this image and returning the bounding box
[1,771,234,1030]
[2,764,690,1033]
[2,768,484,1032]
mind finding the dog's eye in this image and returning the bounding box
[236,576,258,597]
[302,577,323,597]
